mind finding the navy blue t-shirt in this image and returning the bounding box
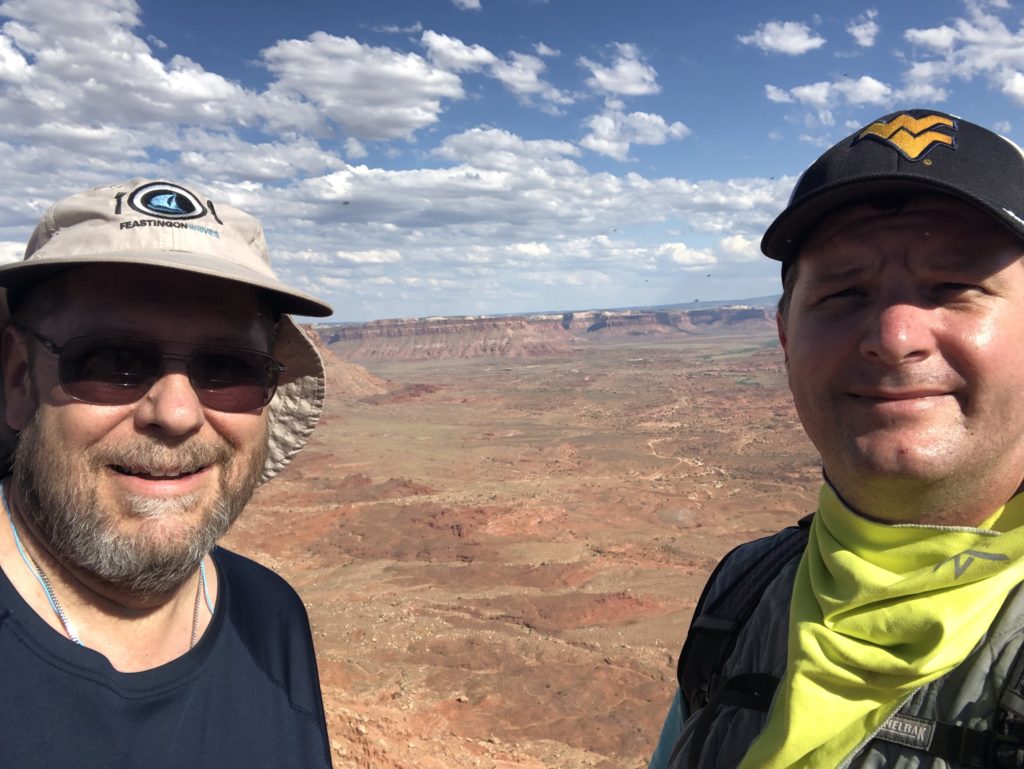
[0,547,333,768]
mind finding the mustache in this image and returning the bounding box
[91,438,231,475]
[842,368,965,392]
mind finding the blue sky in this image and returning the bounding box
[0,0,1022,320]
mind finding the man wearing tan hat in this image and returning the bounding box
[0,180,333,767]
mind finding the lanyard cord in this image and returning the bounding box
[1,480,211,647]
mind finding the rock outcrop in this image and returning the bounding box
[304,326,389,396]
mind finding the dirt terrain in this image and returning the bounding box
[223,329,820,769]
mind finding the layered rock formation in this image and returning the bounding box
[320,305,774,361]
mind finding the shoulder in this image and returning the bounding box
[215,546,306,613]
[213,547,313,640]
[213,547,322,712]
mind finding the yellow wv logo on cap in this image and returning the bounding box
[857,114,956,160]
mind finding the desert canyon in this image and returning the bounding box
[222,303,822,769]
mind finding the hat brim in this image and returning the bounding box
[0,251,332,318]
[761,176,1024,263]
[262,316,326,484]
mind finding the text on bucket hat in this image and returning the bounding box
[0,178,334,484]
[761,109,1024,264]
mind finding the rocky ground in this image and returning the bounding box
[223,330,820,769]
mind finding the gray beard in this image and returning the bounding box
[11,412,266,598]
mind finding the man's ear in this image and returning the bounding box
[2,325,36,430]
[776,312,789,367]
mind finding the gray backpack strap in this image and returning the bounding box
[865,634,1024,767]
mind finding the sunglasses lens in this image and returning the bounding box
[191,348,278,412]
[59,337,159,405]
[56,337,279,413]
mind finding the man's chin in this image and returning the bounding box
[123,492,200,521]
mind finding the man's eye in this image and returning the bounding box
[932,282,981,299]
[817,287,864,303]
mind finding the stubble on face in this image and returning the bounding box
[11,410,268,597]
[782,197,1024,523]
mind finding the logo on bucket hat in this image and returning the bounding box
[126,181,207,220]
[855,113,957,161]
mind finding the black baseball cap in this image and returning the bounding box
[761,109,1024,263]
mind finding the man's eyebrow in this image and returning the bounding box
[802,264,869,288]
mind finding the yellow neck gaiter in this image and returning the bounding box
[738,483,1024,769]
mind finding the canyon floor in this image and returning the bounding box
[223,330,822,769]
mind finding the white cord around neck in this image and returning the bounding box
[2,481,208,648]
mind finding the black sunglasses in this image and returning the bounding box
[19,327,284,413]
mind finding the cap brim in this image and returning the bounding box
[761,176,1024,263]
[0,251,332,318]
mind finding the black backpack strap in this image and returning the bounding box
[677,514,812,711]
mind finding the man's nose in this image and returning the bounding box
[132,363,205,435]
[858,301,935,366]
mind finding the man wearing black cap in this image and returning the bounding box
[649,110,1024,769]
[0,180,334,767]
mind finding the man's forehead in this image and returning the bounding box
[23,264,272,342]
[800,194,1000,253]
[43,264,264,308]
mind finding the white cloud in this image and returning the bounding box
[790,81,833,109]
[768,76,890,123]
[0,2,254,133]
[345,137,368,159]
[433,127,580,169]
[580,109,690,160]
[897,7,1024,106]
[0,0,793,321]
[335,249,403,264]
[261,33,465,140]
[1001,70,1024,102]
[834,75,891,104]
[848,9,880,48]
[896,60,950,102]
[765,84,794,103]
[718,234,760,262]
[422,30,496,71]
[763,7,1024,130]
[738,21,826,56]
[0,240,24,265]
[490,51,547,93]
[419,32,570,110]
[0,34,29,83]
[656,242,717,267]
[509,242,551,257]
[373,21,424,35]
[489,50,573,106]
[535,42,559,57]
[177,132,348,181]
[580,42,660,96]
[452,0,482,9]
[905,24,958,51]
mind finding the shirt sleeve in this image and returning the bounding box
[647,687,688,769]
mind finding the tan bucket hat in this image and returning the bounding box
[0,178,333,483]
